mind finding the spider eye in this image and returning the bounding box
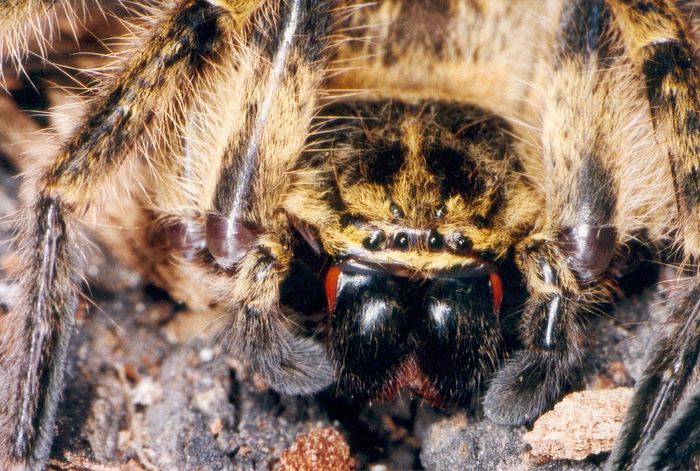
[455,234,473,252]
[393,232,410,250]
[427,230,444,250]
[389,202,404,219]
[435,205,448,219]
[363,230,385,250]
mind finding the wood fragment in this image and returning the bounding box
[524,388,634,463]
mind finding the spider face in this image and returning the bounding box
[287,99,526,404]
[305,100,520,262]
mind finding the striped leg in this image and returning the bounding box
[200,0,337,395]
[0,1,275,468]
[486,0,655,426]
[605,0,700,468]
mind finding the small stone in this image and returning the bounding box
[210,417,224,436]
[131,377,162,407]
[118,430,132,450]
[238,445,252,458]
[193,387,222,414]
[199,348,215,363]
[279,428,355,471]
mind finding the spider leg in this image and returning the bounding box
[217,222,335,395]
[0,1,267,467]
[0,0,55,78]
[484,236,584,425]
[602,0,700,468]
[612,282,700,470]
[634,371,700,469]
[215,0,338,394]
[0,196,76,470]
[485,0,645,425]
[77,0,337,393]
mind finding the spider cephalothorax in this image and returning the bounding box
[291,99,529,404]
[2,0,700,469]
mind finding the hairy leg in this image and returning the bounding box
[0,1,268,467]
[158,0,338,394]
[485,0,668,425]
[605,0,700,468]
[0,0,55,77]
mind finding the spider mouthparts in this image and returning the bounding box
[332,257,503,318]
[291,217,322,255]
[489,271,503,319]
[376,357,444,407]
[325,264,342,313]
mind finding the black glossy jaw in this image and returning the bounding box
[328,269,504,405]
[418,278,503,404]
[329,272,413,400]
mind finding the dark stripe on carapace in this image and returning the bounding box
[314,101,398,181]
[425,145,480,199]
[317,98,516,181]
[430,102,516,220]
[432,101,515,164]
[365,141,406,185]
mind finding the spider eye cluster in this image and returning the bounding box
[299,98,516,267]
[360,227,473,254]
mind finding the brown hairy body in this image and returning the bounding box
[0,0,698,469]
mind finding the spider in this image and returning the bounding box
[1,0,699,469]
